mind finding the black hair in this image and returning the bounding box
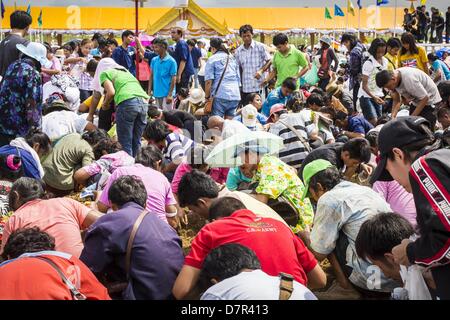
[2,227,55,260]
[201,244,261,282]
[152,37,168,50]
[92,139,122,160]
[43,42,52,53]
[86,59,99,74]
[365,131,379,148]
[25,128,51,154]
[107,38,119,47]
[62,44,73,52]
[376,115,391,126]
[178,87,190,99]
[208,197,246,220]
[311,87,326,96]
[319,106,336,120]
[281,77,297,91]
[400,32,419,55]
[335,110,349,121]
[286,91,306,113]
[0,154,24,181]
[187,146,209,170]
[147,105,162,119]
[9,177,45,211]
[121,30,135,40]
[437,106,450,119]
[77,39,93,58]
[427,53,438,62]
[186,39,196,47]
[273,33,289,46]
[368,38,387,58]
[143,119,171,142]
[67,40,79,52]
[91,33,104,42]
[306,93,324,108]
[210,37,229,54]
[386,37,401,49]
[341,33,358,50]
[177,170,219,207]
[245,93,261,106]
[239,24,254,36]
[108,175,147,208]
[438,81,450,103]
[387,131,436,163]
[355,213,415,261]
[342,138,372,163]
[375,70,394,88]
[82,129,108,146]
[10,10,32,30]
[135,145,163,170]
[309,166,341,193]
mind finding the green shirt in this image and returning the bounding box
[100,69,149,106]
[273,45,308,88]
[42,133,94,191]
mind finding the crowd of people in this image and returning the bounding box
[403,5,450,44]
[0,9,449,301]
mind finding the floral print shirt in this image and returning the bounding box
[254,155,314,232]
[0,59,43,137]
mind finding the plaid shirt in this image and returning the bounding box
[235,40,271,93]
[79,71,93,91]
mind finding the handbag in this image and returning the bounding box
[101,209,149,299]
[204,55,230,114]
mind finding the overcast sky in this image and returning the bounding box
[11,0,449,11]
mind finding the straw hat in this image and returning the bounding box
[326,81,343,96]
[187,88,206,104]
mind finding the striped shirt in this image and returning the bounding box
[164,133,195,163]
[269,113,311,170]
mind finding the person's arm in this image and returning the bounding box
[41,68,61,76]
[165,204,179,229]
[342,129,364,139]
[262,68,276,87]
[87,91,102,123]
[205,79,213,99]
[148,66,153,96]
[297,53,311,79]
[306,264,328,289]
[177,60,186,84]
[73,168,92,186]
[64,57,83,64]
[251,193,270,204]
[172,265,201,300]
[410,95,429,117]
[361,74,384,104]
[25,73,43,129]
[391,90,402,118]
[167,76,176,104]
[81,210,104,230]
[256,60,272,80]
[331,49,339,73]
[134,37,145,60]
[102,79,116,109]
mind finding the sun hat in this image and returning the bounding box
[301,159,335,200]
[319,36,332,47]
[42,97,72,116]
[16,42,52,68]
[241,104,258,128]
[187,88,206,104]
[233,143,270,158]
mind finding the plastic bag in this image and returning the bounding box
[302,63,319,86]
[399,265,432,300]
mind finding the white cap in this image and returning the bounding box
[241,104,258,128]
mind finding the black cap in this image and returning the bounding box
[370,116,433,184]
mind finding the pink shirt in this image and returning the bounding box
[373,181,417,227]
[83,151,135,177]
[99,164,177,223]
[1,198,90,257]
[42,56,62,84]
[171,162,229,194]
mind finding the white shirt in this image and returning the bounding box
[358,55,388,99]
[222,119,251,140]
[42,110,88,142]
[201,270,317,300]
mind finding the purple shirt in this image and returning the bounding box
[373,180,417,227]
[99,164,177,223]
[80,202,184,300]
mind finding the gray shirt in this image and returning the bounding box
[396,67,442,107]
[0,34,29,78]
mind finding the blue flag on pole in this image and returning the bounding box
[377,0,389,6]
[357,0,362,9]
[1,0,5,19]
[27,4,31,14]
[334,4,345,17]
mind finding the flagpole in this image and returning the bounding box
[393,0,398,37]
[358,6,361,39]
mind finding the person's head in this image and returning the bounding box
[437,106,450,130]
[368,38,387,60]
[239,24,254,46]
[306,93,324,111]
[319,106,336,122]
[91,33,104,48]
[143,120,171,150]
[400,32,418,55]
[281,77,297,97]
[197,40,205,48]
[152,37,169,56]
[2,227,55,260]
[243,93,260,110]
[108,175,147,211]
[404,8,409,14]
[10,10,32,34]
[341,138,372,168]
[334,110,349,129]
[25,128,51,158]
[86,59,99,77]
[273,33,290,54]
[77,39,92,58]
[92,139,121,160]
[187,145,211,172]
[427,53,438,63]
[147,105,163,120]
[209,37,229,55]
[370,117,436,192]
[238,146,268,178]
[121,30,135,46]
[62,44,73,58]
[302,160,341,203]
[319,36,332,49]
[170,27,183,42]
[207,116,225,132]
[135,145,164,171]
[355,213,415,282]
[438,81,450,108]
[81,129,108,146]
[375,70,399,91]
[177,170,220,219]
[267,103,287,123]
[43,42,54,60]
[341,33,357,51]
[107,38,118,51]
[67,40,79,53]
[177,87,190,100]
[9,177,45,211]
[377,115,391,126]
[0,154,24,181]
[208,197,246,221]
[386,37,401,57]
[186,39,196,50]
[366,130,380,156]
[201,244,261,285]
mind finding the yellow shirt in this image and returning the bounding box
[385,52,399,71]
[399,46,428,73]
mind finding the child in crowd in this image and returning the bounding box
[41,42,61,84]
[65,39,94,103]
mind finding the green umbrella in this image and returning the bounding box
[205,131,284,168]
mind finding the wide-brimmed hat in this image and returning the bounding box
[319,36,332,47]
[326,81,343,96]
[42,96,72,115]
[187,88,206,104]
[17,42,52,68]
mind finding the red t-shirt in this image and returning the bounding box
[0,252,110,300]
[185,209,317,285]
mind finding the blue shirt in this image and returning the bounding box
[234,112,268,126]
[79,202,184,300]
[0,145,41,180]
[90,48,101,57]
[261,87,289,117]
[112,46,137,76]
[150,53,178,98]
[432,60,450,81]
[191,47,202,69]
[226,167,252,191]
[174,40,194,77]
[205,51,241,101]
[348,115,374,135]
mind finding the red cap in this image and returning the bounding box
[268,103,286,123]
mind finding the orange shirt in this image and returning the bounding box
[0,252,110,300]
[1,198,90,257]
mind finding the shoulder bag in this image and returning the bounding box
[204,55,230,114]
[278,119,312,153]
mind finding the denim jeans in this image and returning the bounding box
[116,97,148,157]
[359,97,382,122]
[212,98,240,118]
